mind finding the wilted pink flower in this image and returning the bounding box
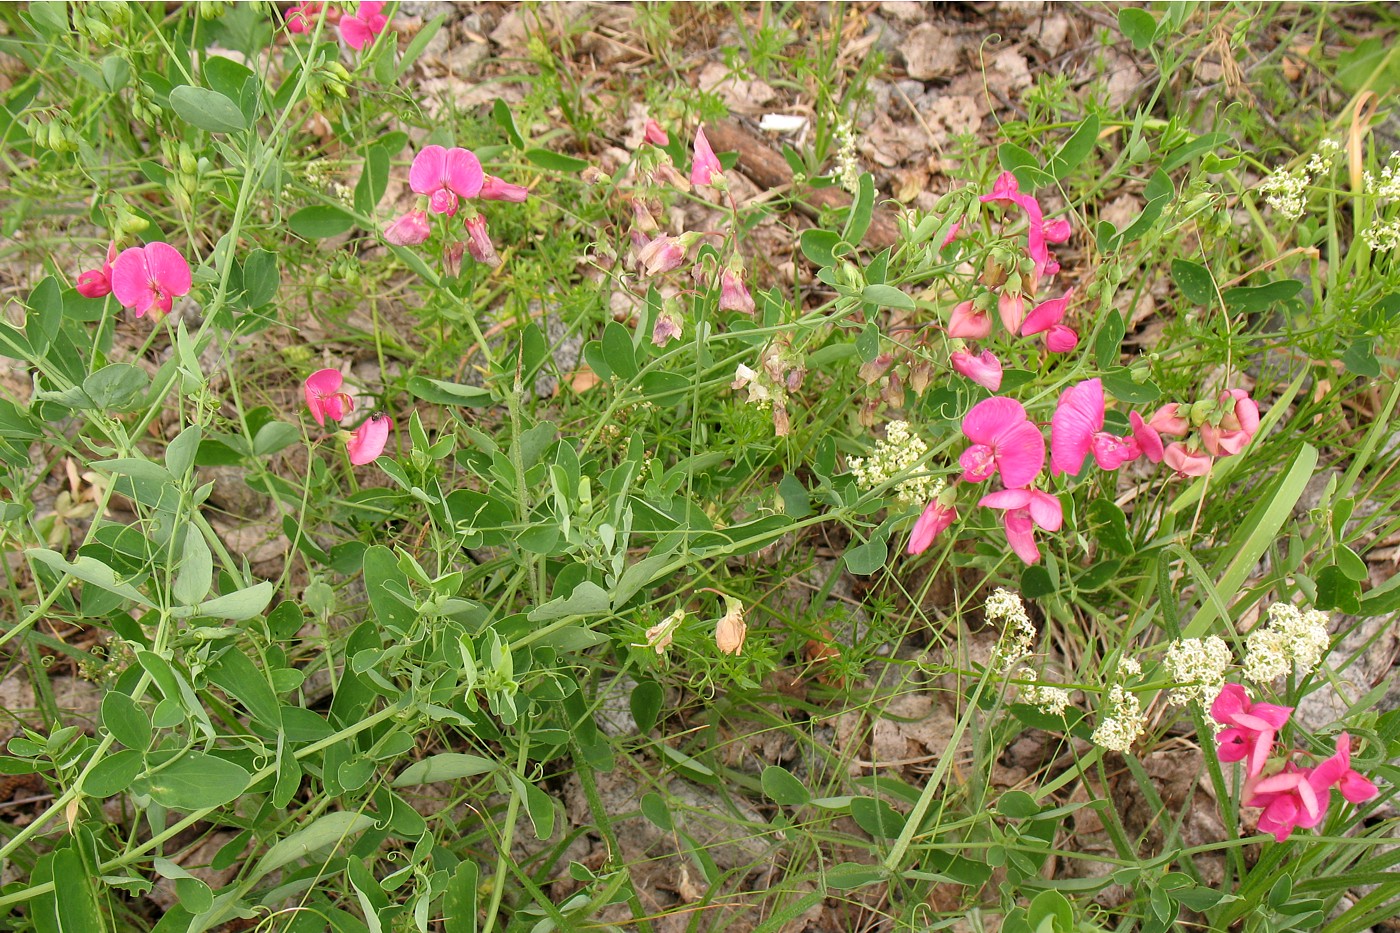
[997,291,1027,335]
[959,397,1045,488]
[304,369,354,427]
[948,299,992,339]
[1200,389,1259,457]
[76,242,118,298]
[383,209,431,246]
[690,125,724,188]
[409,145,484,216]
[652,303,683,347]
[1051,379,1139,475]
[1129,411,1164,463]
[339,0,387,49]
[442,241,465,278]
[1149,403,1190,436]
[1020,290,1072,337]
[718,265,755,314]
[652,159,692,192]
[111,242,193,317]
[907,499,957,555]
[1164,442,1212,478]
[950,349,1003,392]
[637,234,687,276]
[1042,217,1072,244]
[979,487,1063,564]
[1044,324,1079,353]
[1211,683,1292,779]
[346,412,392,464]
[463,214,499,266]
[643,119,670,147]
[479,175,529,202]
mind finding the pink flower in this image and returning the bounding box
[718,265,755,314]
[690,125,724,188]
[1149,403,1190,436]
[950,349,1003,392]
[339,0,387,50]
[643,119,669,147]
[1020,290,1072,337]
[409,145,484,216]
[1051,379,1139,475]
[948,299,992,339]
[286,1,339,33]
[1211,683,1292,779]
[1044,324,1079,353]
[981,171,1021,205]
[940,221,961,250]
[346,413,392,465]
[637,234,687,276]
[997,291,1027,335]
[907,500,957,555]
[479,175,529,202]
[979,488,1063,564]
[959,397,1045,488]
[1129,411,1164,463]
[1164,442,1212,478]
[1312,733,1380,806]
[1245,764,1332,841]
[304,369,354,427]
[76,242,118,298]
[110,242,193,317]
[383,209,431,246]
[1042,217,1072,244]
[463,214,499,266]
[652,303,683,347]
[1200,389,1259,457]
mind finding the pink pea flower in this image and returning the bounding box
[690,125,724,188]
[1312,733,1380,806]
[1044,324,1079,353]
[1164,442,1212,478]
[286,1,339,33]
[409,145,484,217]
[981,171,1021,205]
[940,221,961,250]
[76,242,118,298]
[304,369,354,427]
[997,291,1027,335]
[1211,683,1292,779]
[1129,411,1164,463]
[1042,217,1072,244]
[979,487,1063,564]
[959,397,1045,488]
[637,234,688,276]
[718,265,756,315]
[907,499,957,555]
[1149,403,1190,436]
[383,209,431,246]
[1020,290,1072,337]
[948,299,992,340]
[463,214,499,267]
[1200,388,1259,457]
[339,0,387,50]
[643,119,670,147]
[1244,763,1332,841]
[346,412,392,465]
[950,349,1003,392]
[479,175,529,202]
[110,242,192,318]
[1050,379,1139,476]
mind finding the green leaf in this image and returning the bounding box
[861,284,915,311]
[363,546,414,634]
[1171,259,1215,305]
[824,862,886,890]
[629,680,662,734]
[354,145,391,216]
[512,774,556,840]
[844,536,888,575]
[28,549,153,606]
[492,98,525,149]
[396,12,446,78]
[800,229,842,267]
[1340,337,1380,377]
[998,790,1041,819]
[761,765,811,806]
[1086,499,1132,554]
[997,142,1052,189]
[1315,564,1361,613]
[195,580,273,620]
[640,792,673,831]
[392,753,497,786]
[443,860,479,933]
[1101,368,1161,405]
[602,321,638,381]
[1220,279,1302,312]
[850,796,905,838]
[1094,309,1125,369]
[1020,565,1054,599]
[406,375,493,406]
[527,580,610,621]
[207,648,282,730]
[84,748,146,798]
[1336,545,1368,582]
[252,420,299,457]
[82,363,150,411]
[1118,7,1158,49]
[1028,889,1074,930]
[524,148,590,173]
[289,205,355,239]
[53,847,109,933]
[144,751,249,810]
[101,691,152,751]
[169,85,247,133]
[843,172,875,244]
[173,528,213,605]
[252,812,376,880]
[241,248,280,308]
[1048,114,1100,180]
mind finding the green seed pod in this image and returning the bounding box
[178,142,197,176]
[118,210,149,234]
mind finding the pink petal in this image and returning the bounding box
[1257,796,1301,841]
[1044,324,1079,353]
[1247,728,1276,778]
[997,292,1027,334]
[110,246,154,314]
[1215,727,1249,762]
[347,414,392,465]
[1027,490,1062,531]
[949,349,1003,392]
[143,242,192,296]
[479,174,529,202]
[339,15,373,49]
[1020,291,1072,336]
[1211,684,1251,724]
[409,146,447,197]
[959,444,998,483]
[907,501,956,555]
[1338,771,1378,803]
[1130,412,1164,463]
[443,147,484,198]
[995,420,1047,489]
[1250,702,1294,729]
[978,488,1031,511]
[947,300,992,339]
[1050,379,1104,476]
[962,396,1027,446]
[1002,508,1041,563]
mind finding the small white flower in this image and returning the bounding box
[1242,602,1331,683]
[1119,656,1142,677]
[986,588,1035,672]
[1362,219,1400,252]
[759,113,809,134]
[1015,667,1071,716]
[1091,685,1145,753]
[848,421,942,508]
[1164,636,1233,706]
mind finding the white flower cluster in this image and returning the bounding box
[1015,668,1071,716]
[1306,138,1341,175]
[1362,219,1400,253]
[1257,141,1339,220]
[1164,636,1233,706]
[834,117,862,196]
[986,587,1036,672]
[1243,602,1331,683]
[1363,151,1400,201]
[847,421,942,507]
[1091,685,1146,753]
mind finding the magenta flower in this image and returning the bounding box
[479,175,529,202]
[76,242,118,299]
[383,209,431,246]
[286,1,339,33]
[304,369,354,427]
[979,488,1063,564]
[110,242,192,317]
[339,0,387,49]
[718,265,756,314]
[409,145,484,216]
[1050,379,1140,475]
[948,299,992,339]
[1129,411,1164,463]
[463,214,499,266]
[940,221,961,250]
[1044,324,1079,353]
[637,234,688,276]
[1020,290,1072,337]
[346,413,392,465]
[1244,763,1331,841]
[643,119,670,147]
[959,397,1045,488]
[981,171,1021,205]
[997,292,1027,335]
[1200,388,1259,457]
[1312,733,1380,806]
[1211,683,1292,778]
[907,499,957,555]
[1163,442,1212,478]
[1042,217,1072,244]
[950,349,1003,392]
[690,125,724,188]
